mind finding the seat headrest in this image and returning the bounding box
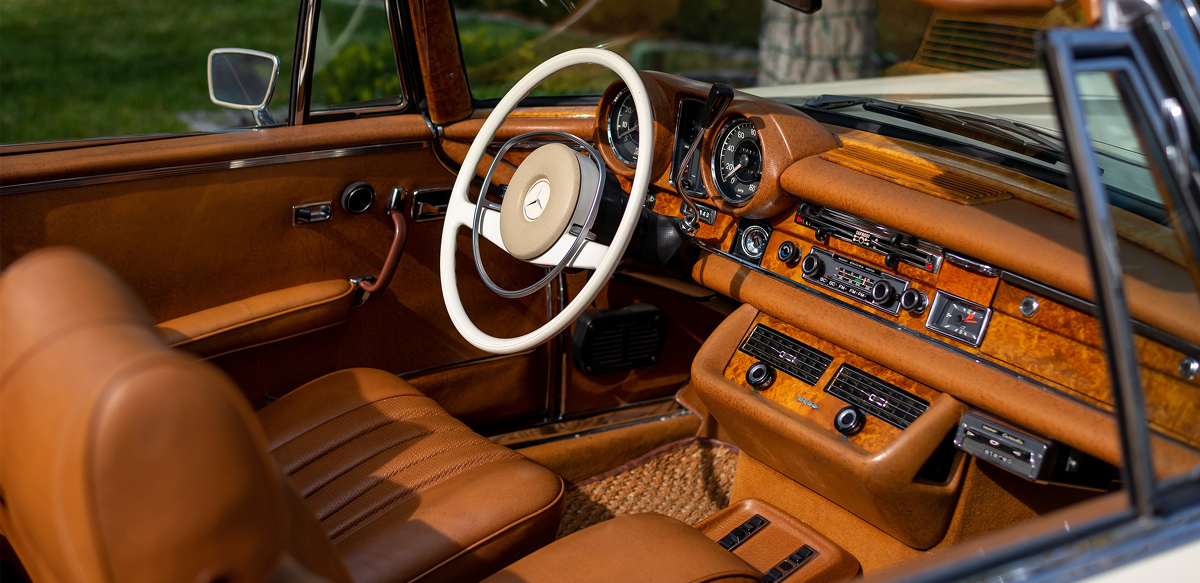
[0,248,293,583]
[0,247,153,376]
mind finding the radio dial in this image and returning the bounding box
[801,254,823,278]
[900,289,929,314]
[871,281,894,304]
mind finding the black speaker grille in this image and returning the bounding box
[825,364,929,429]
[573,303,666,375]
[738,324,833,385]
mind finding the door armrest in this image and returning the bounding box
[156,280,355,358]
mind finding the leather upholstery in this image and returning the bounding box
[0,248,565,583]
[480,514,762,583]
[156,279,356,358]
[258,368,566,583]
[0,248,350,583]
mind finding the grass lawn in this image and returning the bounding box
[0,0,297,144]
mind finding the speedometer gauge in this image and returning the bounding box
[606,89,639,166]
[711,118,762,205]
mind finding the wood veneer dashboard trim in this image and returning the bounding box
[692,249,1200,478]
[780,156,1200,349]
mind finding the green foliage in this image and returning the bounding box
[0,0,298,144]
[312,39,400,107]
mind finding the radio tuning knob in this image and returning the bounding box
[746,362,776,389]
[777,241,800,264]
[801,254,823,278]
[835,406,865,436]
[900,289,929,315]
[871,281,894,304]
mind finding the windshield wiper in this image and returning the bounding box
[805,95,1066,165]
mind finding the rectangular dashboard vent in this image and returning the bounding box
[739,325,833,386]
[825,365,929,429]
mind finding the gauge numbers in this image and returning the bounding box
[924,292,992,347]
[712,118,763,205]
[606,89,639,166]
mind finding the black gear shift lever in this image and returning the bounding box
[676,83,734,236]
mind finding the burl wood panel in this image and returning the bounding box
[993,281,1200,382]
[724,313,942,453]
[935,261,1000,307]
[981,311,1200,447]
[409,0,472,124]
[652,191,739,252]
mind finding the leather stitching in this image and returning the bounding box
[268,391,428,453]
[312,427,482,521]
[294,420,462,499]
[278,402,448,476]
[328,448,519,542]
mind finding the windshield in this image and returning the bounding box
[453,0,1168,227]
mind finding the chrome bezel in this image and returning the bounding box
[605,88,637,166]
[739,224,771,259]
[924,291,994,347]
[710,116,762,206]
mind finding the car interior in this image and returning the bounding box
[1,0,1199,582]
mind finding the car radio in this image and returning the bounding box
[954,411,1053,481]
[800,248,909,315]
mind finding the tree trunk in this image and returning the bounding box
[757,0,878,86]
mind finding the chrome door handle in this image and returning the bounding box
[411,187,452,222]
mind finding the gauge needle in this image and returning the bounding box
[618,123,638,139]
[723,163,742,181]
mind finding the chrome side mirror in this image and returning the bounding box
[207,48,280,127]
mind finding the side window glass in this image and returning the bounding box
[1073,69,1200,476]
[0,0,297,144]
[309,0,403,112]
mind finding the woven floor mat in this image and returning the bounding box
[556,437,739,539]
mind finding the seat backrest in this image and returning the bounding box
[0,248,348,583]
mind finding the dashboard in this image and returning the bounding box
[587,71,1200,547]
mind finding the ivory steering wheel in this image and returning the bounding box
[439,48,654,354]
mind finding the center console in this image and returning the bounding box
[693,304,969,550]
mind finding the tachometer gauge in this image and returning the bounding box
[606,89,639,166]
[711,118,762,205]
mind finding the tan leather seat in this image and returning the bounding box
[0,248,563,583]
[258,368,564,583]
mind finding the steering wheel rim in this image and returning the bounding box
[439,48,654,354]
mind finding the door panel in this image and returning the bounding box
[0,118,552,424]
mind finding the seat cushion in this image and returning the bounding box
[257,368,565,583]
[482,514,762,583]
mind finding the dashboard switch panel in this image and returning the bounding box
[800,248,909,315]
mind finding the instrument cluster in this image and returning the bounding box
[604,89,764,207]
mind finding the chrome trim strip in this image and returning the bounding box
[0,141,428,196]
[398,348,537,379]
[1001,271,1200,357]
[504,410,692,449]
